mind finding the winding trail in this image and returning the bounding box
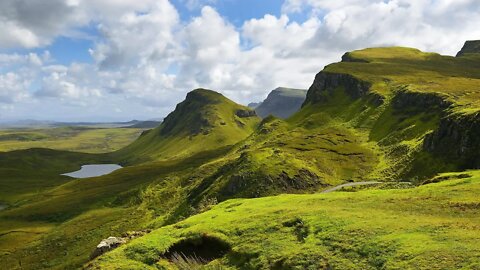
[321,181,382,193]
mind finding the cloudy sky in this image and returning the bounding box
[0,0,479,122]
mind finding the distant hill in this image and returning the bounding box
[456,40,480,57]
[247,102,261,109]
[254,87,307,118]
[124,120,161,129]
[0,119,161,129]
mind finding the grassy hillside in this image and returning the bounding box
[0,148,100,204]
[326,47,480,112]
[88,171,480,269]
[115,89,260,164]
[0,126,144,153]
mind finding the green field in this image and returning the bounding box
[0,126,145,153]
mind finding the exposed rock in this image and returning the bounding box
[90,230,151,259]
[456,40,480,57]
[255,87,307,119]
[392,91,452,111]
[235,109,257,118]
[304,71,372,105]
[423,113,480,168]
[91,237,126,259]
[341,52,369,63]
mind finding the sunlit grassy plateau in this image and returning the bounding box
[1,46,480,269]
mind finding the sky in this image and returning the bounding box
[0,0,479,122]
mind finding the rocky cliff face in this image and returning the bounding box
[392,91,452,111]
[456,40,480,57]
[255,87,307,119]
[304,71,373,105]
[424,113,480,168]
[303,66,480,176]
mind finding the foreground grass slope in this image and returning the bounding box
[89,171,480,270]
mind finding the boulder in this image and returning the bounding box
[90,237,126,259]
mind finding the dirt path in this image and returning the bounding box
[321,181,382,193]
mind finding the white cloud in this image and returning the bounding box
[0,72,30,103]
[1,0,480,120]
[283,0,480,55]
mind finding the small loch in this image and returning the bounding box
[61,164,122,178]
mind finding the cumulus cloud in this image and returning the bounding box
[283,0,480,54]
[0,0,479,120]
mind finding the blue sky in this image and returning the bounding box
[0,0,478,122]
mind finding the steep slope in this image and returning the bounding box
[255,87,307,118]
[89,171,480,269]
[115,89,260,163]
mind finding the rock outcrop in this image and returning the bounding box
[236,109,257,118]
[392,91,452,111]
[90,230,151,259]
[255,87,307,119]
[91,237,126,259]
[304,72,372,105]
[423,113,480,168]
[456,40,480,57]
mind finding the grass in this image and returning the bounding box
[0,126,145,153]
[115,89,260,164]
[89,171,480,269]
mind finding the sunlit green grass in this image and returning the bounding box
[91,171,480,269]
[328,47,480,113]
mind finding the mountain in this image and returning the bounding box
[247,102,261,109]
[115,88,260,163]
[254,87,307,118]
[456,40,480,57]
[3,45,480,270]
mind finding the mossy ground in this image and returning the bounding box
[89,171,480,270]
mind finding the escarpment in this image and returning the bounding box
[304,71,374,105]
[303,46,480,177]
[424,113,480,168]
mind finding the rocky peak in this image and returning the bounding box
[456,40,480,57]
